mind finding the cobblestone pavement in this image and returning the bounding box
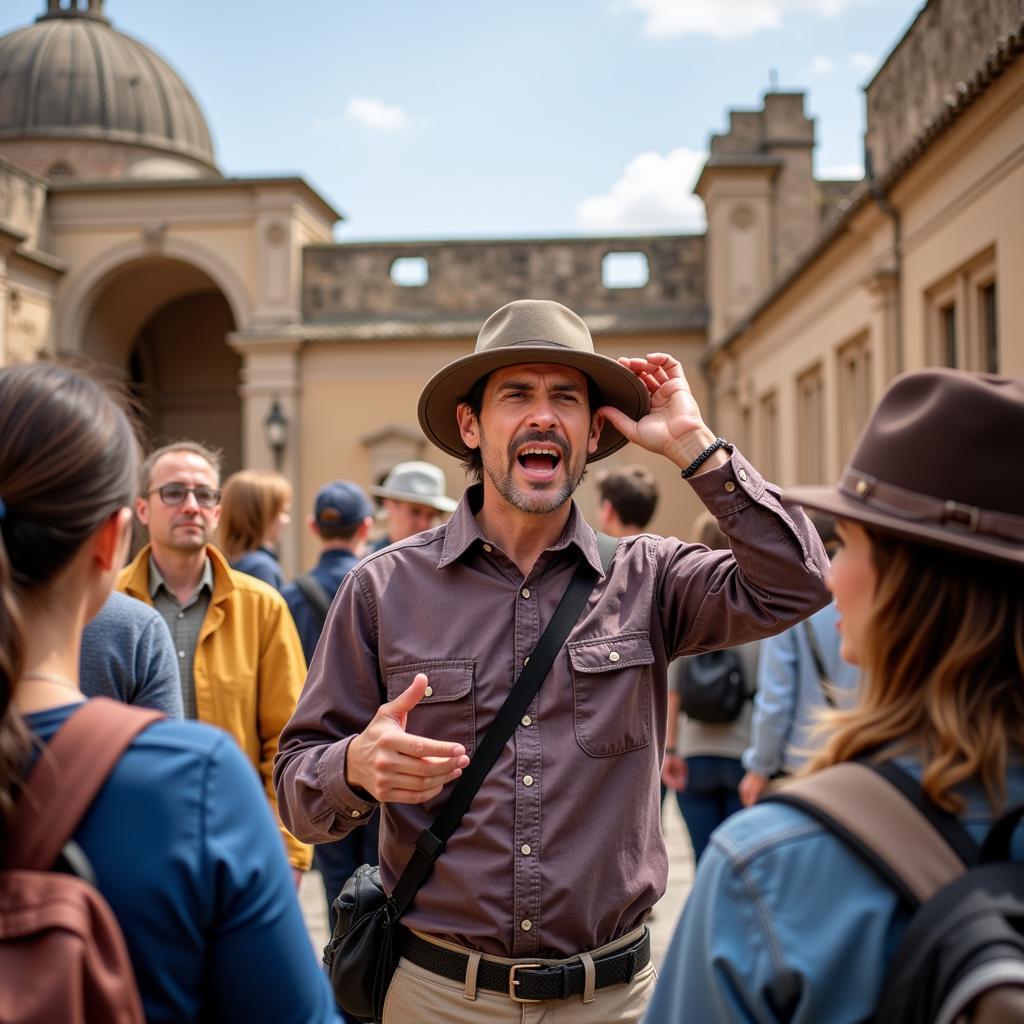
[299,798,696,967]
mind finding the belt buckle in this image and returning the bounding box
[508,962,543,1003]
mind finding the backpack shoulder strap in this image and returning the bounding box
[762,761,969,906]
[595,531,619,574]
[5,698,163,872]
[294,572,333,630]
[802,620,837,707]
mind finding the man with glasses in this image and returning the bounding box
[118,440,311,884]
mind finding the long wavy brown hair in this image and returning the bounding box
[805,528,1024,813]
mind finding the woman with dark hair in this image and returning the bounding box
[0,362,337,1022]
[646,368,1024,1023]
[217,469,292,589]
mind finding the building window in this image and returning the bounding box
[837,334,872,461]
[797,365,825,484]
[925,249,996,372]
[981,281,998,373]
[758,391,778,482]
[390,256,429,287]
[602,252,649,289]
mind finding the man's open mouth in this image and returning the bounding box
[516,445,563,479]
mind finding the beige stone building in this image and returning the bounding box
[0,0,1020,573]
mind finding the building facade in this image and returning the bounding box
[0,0,1020,572]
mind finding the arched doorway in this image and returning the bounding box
[77,256,243,474]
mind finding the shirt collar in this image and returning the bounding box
[148,552,214,601]
[437,483,605,576]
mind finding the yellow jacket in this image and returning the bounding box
[118,544,312,871]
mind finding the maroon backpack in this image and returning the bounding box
[0,698,162,1023]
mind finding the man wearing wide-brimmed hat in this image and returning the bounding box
[368,460,458,552]
[277,299,831,1021]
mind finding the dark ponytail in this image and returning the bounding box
[0,362,140,827]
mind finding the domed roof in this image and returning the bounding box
[0,1,216,172]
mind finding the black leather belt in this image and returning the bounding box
[401,929,650,1003]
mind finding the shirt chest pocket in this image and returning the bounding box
[384,660,476,757]
[568,632,654,757]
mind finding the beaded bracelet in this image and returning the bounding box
[680,437,734,479]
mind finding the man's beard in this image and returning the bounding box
[480,427,587,514]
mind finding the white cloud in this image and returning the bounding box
[346,97,408,130]
[818,162,863,179]
[578,148,707,233]
[623,0,874,40]
[811,54,834,74]
[848,51,877,74]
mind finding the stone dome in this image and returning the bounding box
[0,1,217,179]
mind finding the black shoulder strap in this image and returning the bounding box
[761,761,972,908]
[386,537,618,919]
[802,619,837,708]
[295,572,333,630]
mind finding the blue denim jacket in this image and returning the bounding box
[645,761,1024,1024]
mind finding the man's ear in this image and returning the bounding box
[587,411,605,456]
[135,494,150,528]
[308,514,320,538]
[456,403,480,451]
[357,516,374,540]
[94,507,133,571]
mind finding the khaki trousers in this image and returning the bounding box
[381,926,657,1024]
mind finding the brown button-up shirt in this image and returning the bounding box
[275,451,829,957]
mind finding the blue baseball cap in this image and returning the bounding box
[313,480,374,528]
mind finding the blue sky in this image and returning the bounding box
[1,0,923,240]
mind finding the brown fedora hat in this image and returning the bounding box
[786,368,1024,565]
[417,299,651,462]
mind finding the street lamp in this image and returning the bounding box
[263,399,288,471]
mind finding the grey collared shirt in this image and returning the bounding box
[275,450,830,958]
[149,554,213,721]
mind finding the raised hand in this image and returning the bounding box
[346,673,470,803]
[598,353,721,472]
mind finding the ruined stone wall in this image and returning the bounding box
[865,0,1024,180]
[302,235,705,321]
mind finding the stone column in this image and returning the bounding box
[228,331,303,577]
[865,266,901,391]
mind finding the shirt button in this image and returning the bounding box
[724,481,736,493]
[423,686,433,697]
[521,715,532,727]
[521,588,530,599]
[177,612,184,620]
[738,468,748,482]
[177,650,186,658]
[521,920,532,932]
[608,651,620,663]
[523,656,530,666]
[522,775,534,787]
[350,810,361,818]
[483,543,492,553]
[521,844,532,856]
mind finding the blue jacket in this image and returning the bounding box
[26,704,339,1023]
[231,546,284,591]
[281,548,361,664]
[645,760,1024,1024]
[742,603,860,776]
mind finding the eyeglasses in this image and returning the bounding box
[148,484,222,508]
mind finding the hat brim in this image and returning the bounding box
[417,345,651,462]
[368,485,458,513]
[785,484,1024,566]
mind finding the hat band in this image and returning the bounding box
[839,470,1024,544]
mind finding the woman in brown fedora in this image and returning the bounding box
[646,368,1024,1024]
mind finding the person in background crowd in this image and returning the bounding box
[595,463,659,536]
[739,514,860,806]
[276,298,829,1022]
[118,441,311,884]
[663,512,759,862]
[80,590,183,718]
[217,468,292,590]
[368,460,457,551]
[646,368,1024,1023]
[282,479,378,1023]
[0,361,338,1022]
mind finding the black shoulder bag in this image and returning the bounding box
[323,535,618,1022]
[294,572,333,632]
